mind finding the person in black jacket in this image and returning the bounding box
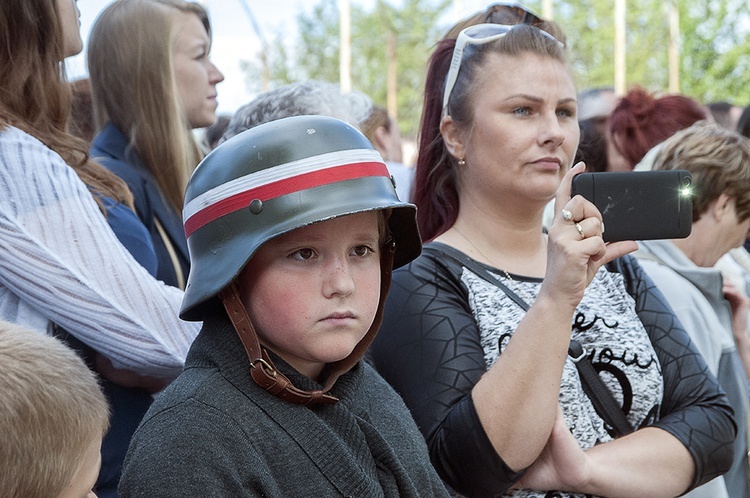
[368,4,736,497]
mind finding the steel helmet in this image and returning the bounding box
[180,114,421,321]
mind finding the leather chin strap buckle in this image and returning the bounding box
[219,283,338,406]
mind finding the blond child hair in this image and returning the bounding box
[0,321,109,498]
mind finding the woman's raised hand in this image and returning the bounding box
[541,162,637,311]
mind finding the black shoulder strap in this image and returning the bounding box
[432,243,531,312]
[434,243,634,438]
[568,341,633,437]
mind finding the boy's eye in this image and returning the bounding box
[290,248,315,261]
[351,245,373,257]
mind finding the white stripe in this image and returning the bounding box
[183,148,384,222]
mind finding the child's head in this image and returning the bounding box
[180,115,421,401]
[0,321,109,498]
[235,210,385,380]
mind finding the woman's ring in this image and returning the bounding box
[575,222,585,239]
[561,209,573,222]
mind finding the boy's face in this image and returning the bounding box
[56,438,101,498]
[237,211,382,381]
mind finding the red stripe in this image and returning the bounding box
[185,161,389,237]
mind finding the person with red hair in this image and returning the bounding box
[606,87,708,171]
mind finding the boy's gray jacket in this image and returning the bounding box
[118,314,449,497]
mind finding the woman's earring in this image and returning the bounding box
[457,157,466,166]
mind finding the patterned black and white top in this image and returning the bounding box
[370,242,735,498]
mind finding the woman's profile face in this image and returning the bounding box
[173,12,225,129]
[56,0,83,58]
[455,51,579,207]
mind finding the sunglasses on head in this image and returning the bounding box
[483,2,544,25]
[442,13,563,115]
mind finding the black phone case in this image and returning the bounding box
[571,170,693,242]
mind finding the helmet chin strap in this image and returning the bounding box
[219,239,396,406]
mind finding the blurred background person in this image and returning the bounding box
[88,0,224,290]
[706,100,743,131]
[738,104,750,139]
[635,122,750,498]
[716,102,750,347]
[607,86,708,171]
[578,87,616,133]
[202,113,231,151]
[220,79,372,144]
[575,87,615,173]
[69,78,95,144]
[360,104,414,201]
[574,118,608,173]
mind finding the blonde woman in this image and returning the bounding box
[88,0,224,289]
[635,123,750,497]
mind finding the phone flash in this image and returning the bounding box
[679,185,693,197]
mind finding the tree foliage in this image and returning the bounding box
[532,0,750,102]
[241,0,449,138]
[241,0,750,138]
[678,0,750,102]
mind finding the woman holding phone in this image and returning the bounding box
[369,4,735,497]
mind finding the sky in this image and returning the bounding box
[68,0,492,115]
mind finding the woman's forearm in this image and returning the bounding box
[473,292,575,470]
[581,427,694,498]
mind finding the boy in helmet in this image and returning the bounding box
[118,115,448,497]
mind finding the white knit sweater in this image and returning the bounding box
[0,126,199,378]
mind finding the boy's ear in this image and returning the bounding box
[440,114,464,160]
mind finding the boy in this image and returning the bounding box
[119,115,448,496]
[0,320,109,498]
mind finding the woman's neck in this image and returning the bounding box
[437,199,548,278]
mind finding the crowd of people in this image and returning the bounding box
[2,1,750,497]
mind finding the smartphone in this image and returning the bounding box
[571,170,693,242]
